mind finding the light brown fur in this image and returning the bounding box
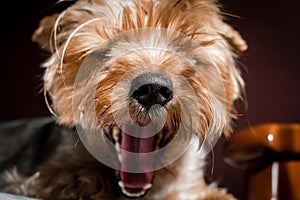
[3,0,247,199]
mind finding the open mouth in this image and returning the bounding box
[104,122,173,197]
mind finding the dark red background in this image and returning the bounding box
[1,0,300,199]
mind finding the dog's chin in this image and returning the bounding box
[104,122,174,197]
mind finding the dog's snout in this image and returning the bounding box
[130,74,173,109]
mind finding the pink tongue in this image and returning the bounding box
[119,124,155,189]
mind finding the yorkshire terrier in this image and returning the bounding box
[0,0,247,199]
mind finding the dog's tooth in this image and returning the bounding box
[115,142,120,151]
[118,181,148,197]
[112,126,122,162]
[118,154,122,162]
[115,142,122,162]
[122,189,146,198]
[118,181,125,189]
[112,126,120,142]
[143,183,152,190]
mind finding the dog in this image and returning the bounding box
[0,0,247,199]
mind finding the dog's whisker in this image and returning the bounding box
[60,17,102,87]
[210,148,216,176]
[52,10,67,56]
[43,88,58,117]
[73,138,80,150]
[219,11,244,19]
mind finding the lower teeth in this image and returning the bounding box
[118,181,151,197]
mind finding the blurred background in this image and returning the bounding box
[1,0,299,199]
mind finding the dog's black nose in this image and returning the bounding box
[130,74,173,109]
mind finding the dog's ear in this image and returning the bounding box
[218,22,248,53]
[32,14,59,52]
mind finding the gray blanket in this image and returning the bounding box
[0,193,39,200]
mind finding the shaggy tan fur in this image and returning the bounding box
[2,0,247,199]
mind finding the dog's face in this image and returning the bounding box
[33,0,247,197]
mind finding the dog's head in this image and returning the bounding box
[33,0,247,197]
